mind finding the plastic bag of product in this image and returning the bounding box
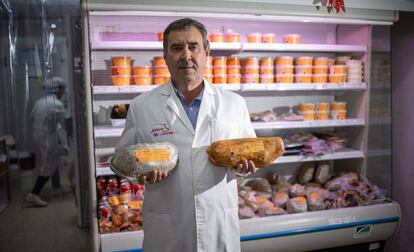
[110,142,178,181]
[239,206,255,219]
[271,173,291,193]
[238,196,246,208]
[258,205,286,217]
[298,163,316,184]
[306,188,327,211]
[245,178,272,193]
[289,184,306,197]
[207,137,284,168]
[314,162,331,184]
[271,191,289,208]
[287,196,308,213]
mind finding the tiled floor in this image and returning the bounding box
[0,167,91,252]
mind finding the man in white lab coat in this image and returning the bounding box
[116,18,256,252]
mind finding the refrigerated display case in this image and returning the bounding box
[82,4,400,252]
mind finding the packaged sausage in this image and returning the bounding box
[289,183,306,197]
[272,191,289,208]
[110,142,178,181]
[287,196,308,213]
[207,137,284,168]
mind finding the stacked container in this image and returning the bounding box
[225,33,241,43]
[152,56,170,85]
[213,56,227,84]
[132,66,152,85]
[204,56,213,83]
[298,102,315,120]
[295,56,313,83]
[312,57,330,83]
[346,60,364,83]
[227,56,241,84]
[275,56,294,83]
[330,102,347,120]
[241,57,259,84]
[329,64,347,83]
[111,56,131,86]
[259,57,274,83]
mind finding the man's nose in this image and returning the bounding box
[180,47,191,61]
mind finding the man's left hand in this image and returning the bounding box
[235,159,257,175]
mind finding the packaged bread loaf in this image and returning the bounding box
[207,137,284,168]
[110,142,178,181]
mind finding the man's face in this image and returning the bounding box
[164,26,210,85]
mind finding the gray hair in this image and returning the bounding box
[43,77,66,93]
[163,18,210,53]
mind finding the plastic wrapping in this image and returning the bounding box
[110,142,179,181]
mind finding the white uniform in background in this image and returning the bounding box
[117,80,255,252]
[31,92,66,177]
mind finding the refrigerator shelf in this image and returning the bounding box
[95,148,364,177]
[92,83,367,94]
[91,41,367,53]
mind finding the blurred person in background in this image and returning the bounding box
[25,77,69,207]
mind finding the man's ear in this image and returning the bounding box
[205,46,211,57]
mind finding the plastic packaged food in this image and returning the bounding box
[207,137,284,168]
[259,57,273,67]
[245,178,272,193]
[225,33,241,43]
[241,57,259,67]
[330,102,346,110]
[329,74,347,83]
[314,57,329,66]
[154,65,170,75]
[289,184,306,197]
[213,74,227,84]
[295,66,312,75]
[213,66,227,75]
[287,196,308,213]
[241,74,259,83]
[227,74,241,84]
[110,142,179,180]
[313,66,329,75]
[316,102,329,111]
[295,56,313,66]
[335,56,351,65]
[298,162,315,184]
[157,32,163,41]
[295,74,312,83]
[132,66,151,76]
[209,33,224,42]
[227,56,240,66]
[112,75,131,86]
[213,56,227,67]
[271,191,289,208]
[330,110,347,120]
[260,74,274,83]
[153,75,170,85]
[275,74,294,83]
[283,34,300,44]
[300,111,315,121]
[314,163,332,184]
[247,33,262,43]
[275,65,294,75]
[316,110,329,120]
[112,56,131,67]
[327,58,335,66]
[111,66,131,76]
[227,65,241,74]
[260,66,273,75]
[243,66,260,75]
[262,33,275,43]
[298,102,315,111]
[275,56,294,66]
[153,56,166,66]
[133,75,152,85]
[329,65,347,75]
[312,74,328,83]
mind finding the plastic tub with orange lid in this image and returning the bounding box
[316,102,329,111]
[300,111,315,121]
[157,32,164,41]
[227,57,240,66]
[132,66,151,76]
[153,56,166,66]
[294,66,313,75]
[209,33,224,42]
[227,65,241,74]
[312,74,328,83]
[204,74,213,83]
[243,66,260,75]
[225,33,241,43]
[227,74,241,84]
[296,56,313,66]
[295,74,312,83]
[112,75,131,86]
[154,65,170,75]
[260,66,273,75]
[112,56,131,67]
[330,102,346,111]
[260,74,274,84]
[247,33,261,43]
[330,110,347,120]
[241,74,259,84]
[241,57,259,67]
[275,65,294,75]
[262,33,275,44]
[259,57,273,67]
[111,66,131,76]
[275,56,294,66]
[329,74,347,83]
[275,74,294,83]
[329,65,347,75]
[283,34,300,44]
[153,75,170,85]
[213,74,227,84]
[213,56,227,67]
[313,66,329,75]
[314,57,329,66]
[316,110,329,120]
[133,75,152,85]
[213,66,227,75]
[298,102,315,112]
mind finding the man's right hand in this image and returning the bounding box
[137,170,168,184]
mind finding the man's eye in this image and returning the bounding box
[189,44,200,51]
[171,46,181,52]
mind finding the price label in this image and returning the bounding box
[108,195,120,206]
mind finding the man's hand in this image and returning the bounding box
[235,159,257,176]
[137,170,168,184]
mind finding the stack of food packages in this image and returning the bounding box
[110,56,171,86]
[97,176,145,233]
[298,101,347,121]
[238,162,386,219]
[209,32,299,44]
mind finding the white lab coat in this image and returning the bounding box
[31,94,66,176]
[116,80,255,252]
